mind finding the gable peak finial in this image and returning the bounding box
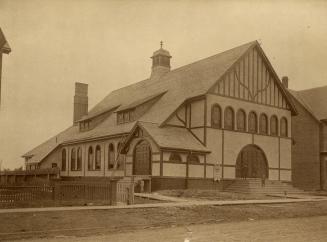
[160,41,163,49]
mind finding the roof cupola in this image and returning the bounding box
[150,41,171,79]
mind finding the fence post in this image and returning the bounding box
[110,181,117,206]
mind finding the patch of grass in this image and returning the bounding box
[157,189,274,201]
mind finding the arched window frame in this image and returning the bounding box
[236,109,246,131]
[248,111,258,133]
[280,117,288,137]
[61,149,67,171]
[70,148,76,171]
[169,153,182,163]
[116,142,123,170]
[95,145,101,170]
[224,106,235,131]
[211,104,222,129]
[77,147,82,170]
[259,113,268,135]
[187,154,200,164]
[88,146,94,171]
[108,143,115,170]
[270,115,279,136]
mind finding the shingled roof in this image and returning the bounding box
[289,85,327,121]
[23,40,267,163]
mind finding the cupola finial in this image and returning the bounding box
[160,41,163,49]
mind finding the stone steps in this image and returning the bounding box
[223,179,304,194]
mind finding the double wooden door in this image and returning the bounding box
[133,141,151,175]
[236,145,268,178]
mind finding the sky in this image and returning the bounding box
[0,0,327,170]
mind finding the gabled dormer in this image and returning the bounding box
[79,105,119,132]
[116,91,167,125]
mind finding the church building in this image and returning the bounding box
[23,41,297,190]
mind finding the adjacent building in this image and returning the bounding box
[289,86,327,190]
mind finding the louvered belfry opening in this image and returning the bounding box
[150,42,172,79]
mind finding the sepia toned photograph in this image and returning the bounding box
[0,0,327,241]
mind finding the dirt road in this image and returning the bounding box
[24,216,327,242]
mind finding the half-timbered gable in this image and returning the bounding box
[209,45,293,111]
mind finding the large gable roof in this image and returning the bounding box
[86,41,257,125]
[289,85,327,121]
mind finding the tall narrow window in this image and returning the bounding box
[95,145,101,170]
[224,107,234,130]
[88,146,94,170]
[108,143,115,169]
[71,148,76,171]
[211,104,222,128]
[117,142,123,169]
[259,113,268,134]
[270,115,278,136]
[237,109,246,131]
[248,111,257,133]
[77,147,82,170]
[61,149,66,171]
[280,117,288,137]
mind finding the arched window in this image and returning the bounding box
[88,146,94,170]
[259,113,268,134]
[224,107,234,130]
[61,149,66,171]
[248,111,257,133]
[116,142,123,169]
[211,104,222,128]
[187,154,200,164]
[236,109,246,131]
[77,147,82,170]
[71,148,76,171]
[108,143,115,169]
[95,145,101,170]
[270,115,278,136]
[280,117,288,137]
[169,153,182,163]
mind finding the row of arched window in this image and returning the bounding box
[211,104,288,137]
[168,152,200,163]
[61,143,123,172]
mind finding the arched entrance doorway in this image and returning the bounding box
[133,140,152,175]
[236,145,268,179]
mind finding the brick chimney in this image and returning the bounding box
[73,82,88,124]
[282,76,289,89]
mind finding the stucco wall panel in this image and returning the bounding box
[189,165,204,178]
[224,131,252,165]
[254,135,279,168]
[206,129,223,165]
[163,163,186,177]
[280,138,291,169]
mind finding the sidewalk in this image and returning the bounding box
[0,193,326,214]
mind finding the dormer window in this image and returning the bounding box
[79,120,92,131]
[117,109,135,124]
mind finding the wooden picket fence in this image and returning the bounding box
[53,181,116,205]
[0,179,134,207]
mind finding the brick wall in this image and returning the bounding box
[291,97,321,190]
